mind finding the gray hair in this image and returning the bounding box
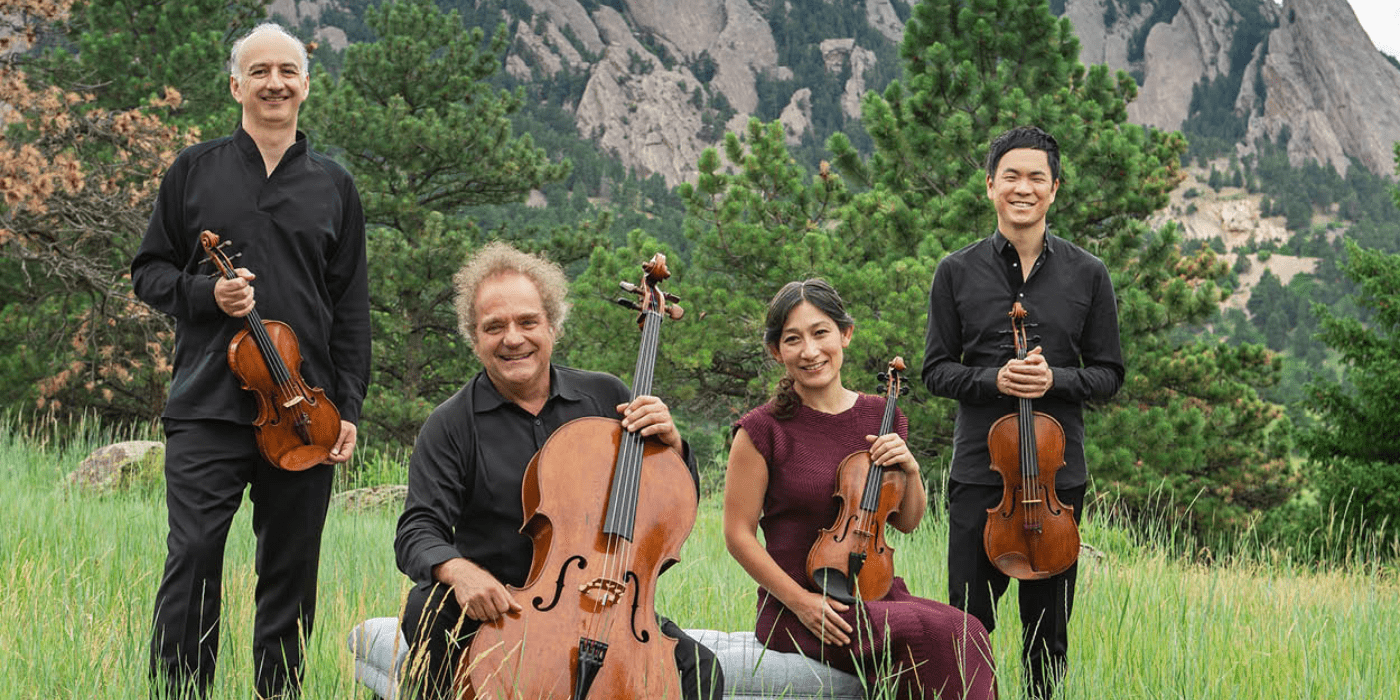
[454,241,571,346]
[228,22,308,77]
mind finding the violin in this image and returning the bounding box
[805,357,909,605]
[983,302,1079,580]
[458,254,695,700]
[199,230,341,471]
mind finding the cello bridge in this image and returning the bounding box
[578,577,626,606]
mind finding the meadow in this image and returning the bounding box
[2,418,1396,699]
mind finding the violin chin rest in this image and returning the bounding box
[278,445,330,472]
[810,568,858,606]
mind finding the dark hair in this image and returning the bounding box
[985,126,1061,182]
[763,279,855,419]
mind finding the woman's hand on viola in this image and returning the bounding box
[791,589,853,647]
[866,433,920,478]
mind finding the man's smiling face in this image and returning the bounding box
[986,147,1059,236]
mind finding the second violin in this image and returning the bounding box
[805,357,909,604]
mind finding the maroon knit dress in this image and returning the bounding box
[737,395,998,700]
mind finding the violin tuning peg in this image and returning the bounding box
[900,385,911,397]
[614,298,642,312]
[665,304,684,321]
[618,281,642,296]
[663,291,681,303]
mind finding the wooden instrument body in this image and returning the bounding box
[459,417,696,700]
[983,410,1078,580]
[805,357,908,604]
[982,302,1080,581]
[226,319,341,471]
[805,452,903,603]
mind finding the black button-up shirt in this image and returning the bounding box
[394,365,699,587]
[922,230,1124,487]
[131,128,371,424]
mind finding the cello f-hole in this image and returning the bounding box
[533,554,588,612]
[624,570,650,644]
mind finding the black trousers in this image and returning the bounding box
[149,419,334,699]
[947,479,1086,700]
[400,580,724,700]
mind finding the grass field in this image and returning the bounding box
[2,418,1396,699]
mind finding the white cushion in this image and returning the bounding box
[346,618,863,699]
[347,617,406,699]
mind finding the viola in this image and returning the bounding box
[458,254,695,700]
[983,302,1079,580]
[199,230,341,471]
[805,357,909,605]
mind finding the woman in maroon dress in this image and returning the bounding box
[724,279,998,700]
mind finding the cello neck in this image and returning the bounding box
[603,255,680,542]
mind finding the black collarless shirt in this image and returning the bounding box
[922,229,1125,488]
[394,366,699,587]
[131,127,370,424]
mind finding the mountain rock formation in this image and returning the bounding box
[1073,0,1400,177]
[278,0,1400,185]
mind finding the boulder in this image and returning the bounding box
[333,484,409,514]
[67,440,164,494]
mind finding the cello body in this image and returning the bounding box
[459,418,696,700]
[457,253,694,700]
[982,302,1080,581]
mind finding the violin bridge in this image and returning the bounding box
[577,577,626,607]
[282,395,305,408]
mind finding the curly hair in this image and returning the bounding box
[763,279,855,420]
[453,241,571,347]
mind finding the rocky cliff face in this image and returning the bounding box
[1247,0,1400,176]
[1069,0,1400,176]
[279,0,1400,184]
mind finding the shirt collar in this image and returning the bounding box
[232,126,308,165]
[991,226,1058,256]
[471,365,586,413]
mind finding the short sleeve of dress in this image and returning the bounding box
[735,405,778,467]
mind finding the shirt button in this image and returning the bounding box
[535,419,542,426]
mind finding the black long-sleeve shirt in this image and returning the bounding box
[394,366,698,587]
[131,128,370,424]
[922,230,1124,488]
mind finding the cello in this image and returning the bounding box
[805,357,909,605]
[983,302,1079,580]
[457,254,695,700]
[199,230,342,471]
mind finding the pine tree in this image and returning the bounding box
[1301,239,1400,544]
[307,0,568,447]
[1,0,200,421]
[41,0,267,136]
